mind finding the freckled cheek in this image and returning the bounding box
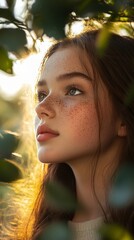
[62,102,99,140]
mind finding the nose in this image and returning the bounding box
[35,95,56,119]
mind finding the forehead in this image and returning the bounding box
[40,46,94,81]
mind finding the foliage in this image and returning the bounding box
[0,1,134,239]
[0,95,24,183]
[109,163,134,207]
[0,0,133,73]
[38,222,73,240]
[99,223,133,240]
[45,180,79,212]
[0,158,23,182]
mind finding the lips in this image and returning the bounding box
[36,124,59,142]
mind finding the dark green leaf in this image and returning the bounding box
[0,130,19,159]
[99,223,133,240]
[0,28,27,53]
[0,8,17,22]
[109,164,134,207]
[0,159,23,182]
[0,47,13,74]
[5,0,16,11]
[76,0,115,17]
[38,222,73,240]
[31,0,77,39]
[95,26,112,56]
[46,181,78,211]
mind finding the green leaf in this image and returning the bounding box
[38,222,73,240]
[46,181,78,212]
[0,47,13,74]
[0,159,23,182]
[0,184,13,199]
[109,164,134,207]
[95,25,112,56]
[0,130,19,159]
[0,8,17,22]
[76,0,115,17]
[5,0,16,11]
[99,224,133,240]
[31,0,76,39]
[0,28,27,53]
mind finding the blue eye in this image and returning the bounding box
[37,92,47,102]
[67,87,82,96]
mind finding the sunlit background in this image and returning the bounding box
[0,0,132,99]
[0,0,85,100]
[0,39,52,99]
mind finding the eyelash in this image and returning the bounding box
[36,85,83,103]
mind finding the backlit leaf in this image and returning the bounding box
[0,47,13,74]
[0,159,23,182]
[99,224,133,240]
[0,28,27,53]
[95,25,112,56]
[0,130,19,159]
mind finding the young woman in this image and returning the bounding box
[21,29,134,240]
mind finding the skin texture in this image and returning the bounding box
[35,46,126,221]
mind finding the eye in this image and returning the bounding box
[37,91,47,102]
[67,87,82,96]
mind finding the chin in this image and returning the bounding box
[37,148,62,164]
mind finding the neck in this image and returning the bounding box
[68,138,125,222]
[70,159,106,222]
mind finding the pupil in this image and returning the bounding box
[40,94,44,101]
[70,88,76,95]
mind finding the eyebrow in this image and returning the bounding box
[37,71,92,87]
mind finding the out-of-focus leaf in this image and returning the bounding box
[46,181,78,211]
[95,25,112,56]
[0,159,23,182]
[31,0,79,39]
[99,223,133,240]
[0,130,19,159]
[0,184,14,210]
[109,164,134,207]
[76,0,115,17]
[5,0,16,11]
[0,184,13,199]
[0,47,13,74]
[0,8,17,22]
[0,28,27,53]
[38,222,73,240]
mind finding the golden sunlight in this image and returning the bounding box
[0,21,84,99]
[0,38,52,99]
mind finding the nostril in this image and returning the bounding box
[41,111,49,117]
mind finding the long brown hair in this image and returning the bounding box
[24,30,134,239]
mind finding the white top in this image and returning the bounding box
[68,217,103,240]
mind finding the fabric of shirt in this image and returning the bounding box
[68,217,103,240]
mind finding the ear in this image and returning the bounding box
[117,122,127,137]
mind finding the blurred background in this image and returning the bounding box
[0,0,133,239]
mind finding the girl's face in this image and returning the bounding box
[35,46,121,165]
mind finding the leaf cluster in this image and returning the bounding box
[0,0,133,73]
